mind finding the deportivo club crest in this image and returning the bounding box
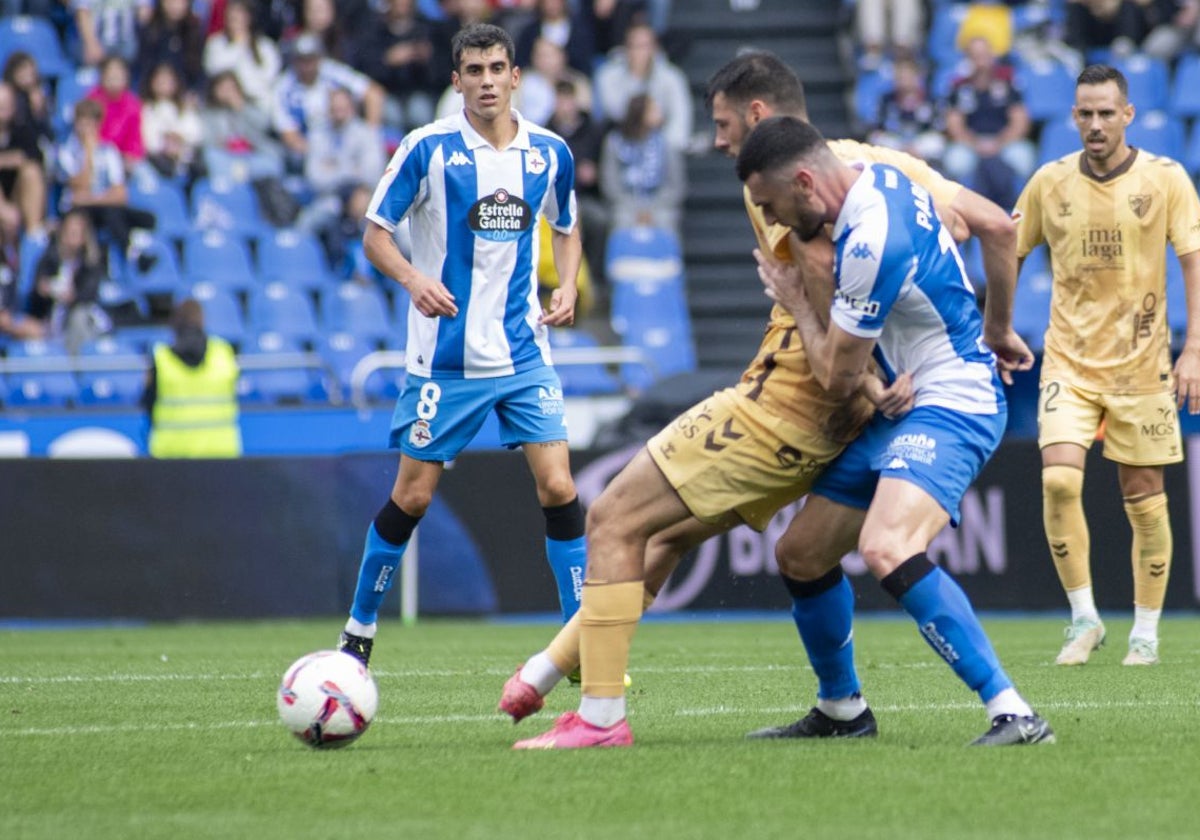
[1129,194,1151,219]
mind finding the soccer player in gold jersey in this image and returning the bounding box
[1013,64,1200,666]
[500,51,1031,748]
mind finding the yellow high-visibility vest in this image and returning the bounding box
[149,337,242,458]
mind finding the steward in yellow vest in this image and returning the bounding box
[144,298,242,458]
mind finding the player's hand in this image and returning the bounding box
[539,285,577,326]
[984,327,1035,386]
[863,372,915,419]
[1173,345,1200,413]
[408,274,458,318]
[754,248,808,314]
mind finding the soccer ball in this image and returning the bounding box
[277,650,378,749]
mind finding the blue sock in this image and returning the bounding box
[882,554,1013,702]
[543,497,587,623]
[349,500,419,626]
[545,536,586,622]
[783,568,861,699]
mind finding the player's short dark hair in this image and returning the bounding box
[452,23,516,71]
[735,115,826,182]
[1077,64,1128,99]
[705,50,807,116]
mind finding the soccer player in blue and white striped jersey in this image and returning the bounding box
[337,23,587,667]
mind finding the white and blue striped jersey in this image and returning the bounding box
[366,109,577,379]
[830,163,1002,415]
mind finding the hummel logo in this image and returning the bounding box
[446,151,472,166]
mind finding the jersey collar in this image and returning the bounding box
[457,108,531,152]
[1079,146,1138,183]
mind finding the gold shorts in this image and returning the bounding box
[646,388,846,531]
[1037,378,1183,465]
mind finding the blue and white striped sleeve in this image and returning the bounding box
[831,205,911,338]
[365,134,430,232]
[544,140,577,233]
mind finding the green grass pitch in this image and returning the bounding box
[3,615,1198,840]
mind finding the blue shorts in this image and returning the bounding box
[389,366,568,461]
[811,405,1005,526]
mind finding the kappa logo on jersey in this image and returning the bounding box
[446,150,472,167]
[468,188,534,242]
[409,419,434,448]
[848,242,875,261]
[525,146,546,175]
[538,385,565,416]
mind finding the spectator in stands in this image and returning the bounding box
[0,226,43,341]
[600,91,684,236]
[3,53,54,153]
[548,77,607,285]
[285,0,365,65]
[867,57,945,169]
[87,55,146,166]
[57,98,157,270]
[588,0,656,56]
[1065,0,1150,59]
[301,87,386,261]
[358,0,438,134]
[202,0,283,109]
[0,82,47,236]
[27,208,111,351]
[515,0,595,76]
[429,0,495,84]
[73,0,154,66]
[856,0,923,70]
[271,32,385,166]
[143,297,243,458]
[594,21,691,151]
[201,69,285,180]
[135,0,206,92]
[1140,0,1200,61]
[140,62,203,179]
[942,36,1035,212]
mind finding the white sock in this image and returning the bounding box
[1130,606,1162,642]
[345,618,376,638]
[518,651,565,696]
[579,695,625,728]
[1066,587,1100,623]
[985,687,1033,720]
[817,694,868,721]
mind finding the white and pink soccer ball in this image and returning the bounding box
[277,651,378,749]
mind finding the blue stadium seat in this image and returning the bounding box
[317,330,396,403]
[1184,122,1200,177]
[124,234,184,297]
[51,66,99,139]
[115,324,173,353]
[258,228,335,291]
[605,226,696,389]
[187,281,247,346]
[1127,110,1184,161]
[926,3,968,69]
[183,228,256,293]
[1017,58,1076,123]
[321,282,392,345]
[1167,247,1186,337]
[16,229,49,300]
[1113,54,1169,112]
[190,178,267,236]
[239,330,327,404]
[76,335,146,406]
[1169,53,1200,121]
[1014,245,1052,349]
[248,281,320,345]
[548,328,622,396]
[1038,116,1079,165]
[0,16,70,79]
[854,64,893,127]
[3,338,78,407]
[129,173,191,243]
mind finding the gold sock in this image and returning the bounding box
[579,580,644,697]
[1043,464,1091,591]
[1124,493,1172,610]
[544,586,657,675]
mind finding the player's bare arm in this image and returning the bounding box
[1173,249,1200,413]
[540,225,582,326]
[362,221,458,318]
[754,247,872,398]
